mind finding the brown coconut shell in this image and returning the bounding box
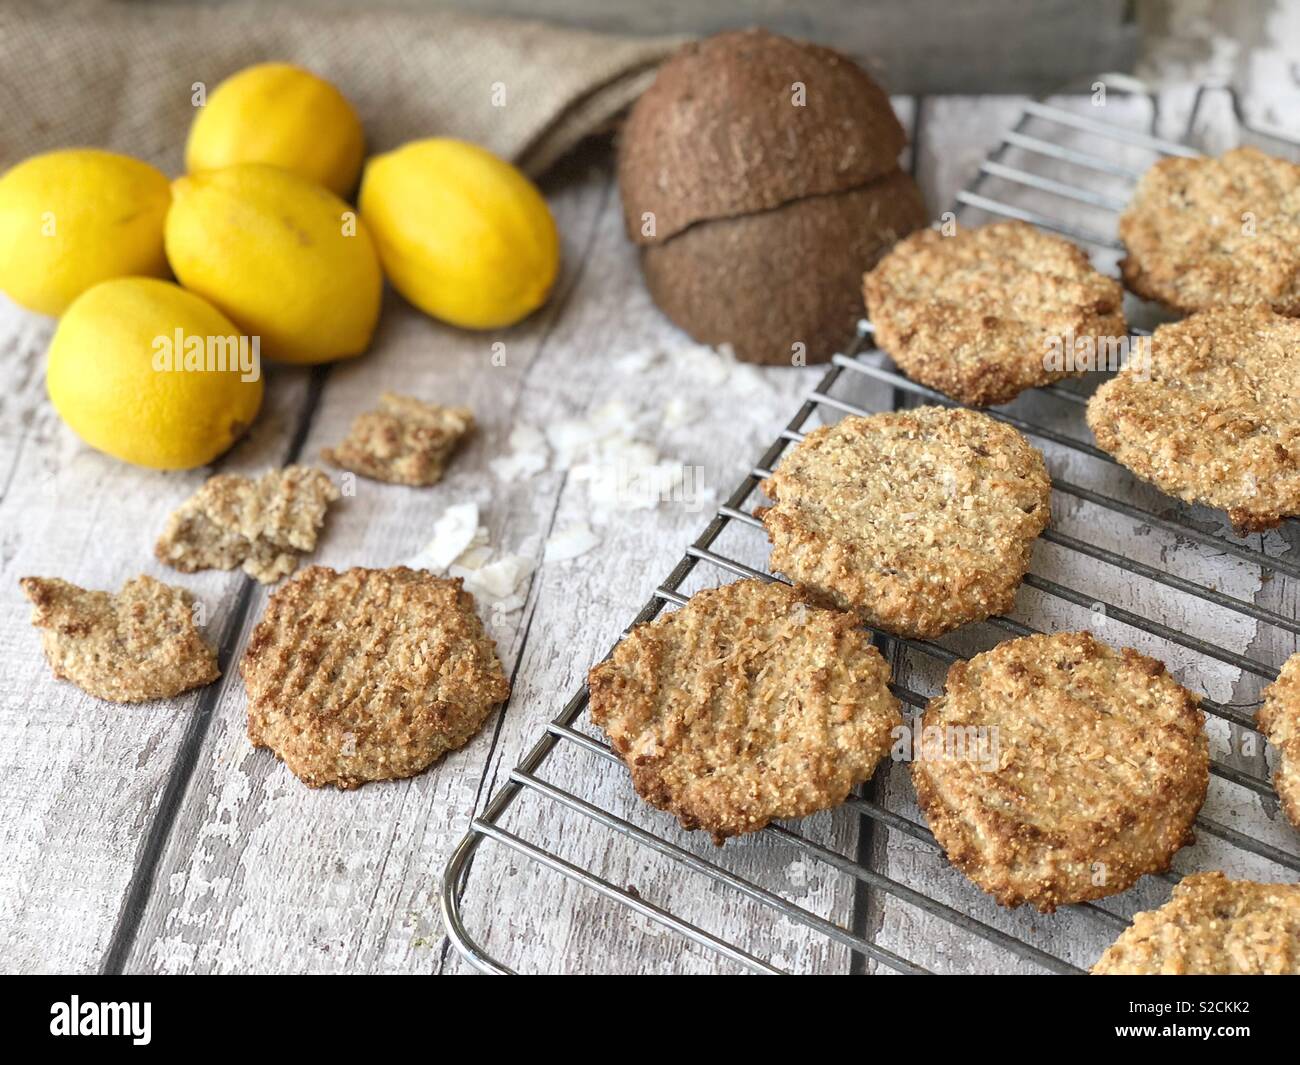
[618,28,906,246]
[641,168,926,366]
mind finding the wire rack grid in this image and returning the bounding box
[441,86,1300,975]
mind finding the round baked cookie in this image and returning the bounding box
[1086,307,1300,533]
[863,220,1126,406]
[1258,651,1300,830]
[587,579,902,843]
[1092,872,1300,975]
[911,631,1208,912]
[242,566,509,789]
[757,406,1051,638]
[1119,146,1300,315]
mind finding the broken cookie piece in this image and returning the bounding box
[155,465,339,584]
[20,575,219,703]
[322,392,474,486]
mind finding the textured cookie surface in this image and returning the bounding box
[912,631,1208,912]
[156,465,339,583]
[1119,146,1300,315]
[757,406,1050,637]
[242,566,508,789]
[20,575,218,703]
[618,28,905,245]
[322,392,474,486]
[1258,651,1300,830]
[1086,308,1300,532]
[642,169,925,365]
[588,579,902,843]
[1093,872,1300,974]
[864,221,1126,406]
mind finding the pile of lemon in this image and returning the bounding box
[0,63,560,469]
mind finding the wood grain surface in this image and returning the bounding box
[2,87,1296,975]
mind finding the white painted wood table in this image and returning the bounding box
[3,88,1297,975]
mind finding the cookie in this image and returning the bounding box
[1258,651,1300,830]
[911,631,1208,912]
[587,579,902,843]
[20,575,218,703]
[155,465,339,583]
[1119,146,1300,315]
[757,406,1051,638]
[242,566,509,789]
[1086,308,1300,533]
[1092,872,1300,974]
[321,392,474,487]
[863,221,1127,406]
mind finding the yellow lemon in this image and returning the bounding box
[0,149,170,316]
[360,139,559,330]
[165,163,382,364]
[187,62,365,197]
[48,278,263,470]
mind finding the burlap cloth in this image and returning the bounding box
[0,0,685,177]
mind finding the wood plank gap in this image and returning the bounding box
[98,364,331,973]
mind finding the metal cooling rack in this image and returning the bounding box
[441,85,1300,974]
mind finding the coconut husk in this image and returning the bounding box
[618,28,906,246]
[641,168,926,365]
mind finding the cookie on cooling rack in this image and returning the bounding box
[911,631,1208,913]
[1092,871,1300,974]
[1119,146,1300,316]
[756,406,1050,638]
[20,575,219,703]
[862,220,1126,406]
[1259,651,1300,831]
[242,566,509,789]
[587,579,902,844]
[1086,307,1300,533]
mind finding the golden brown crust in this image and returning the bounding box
[757,406,1050,638]
[20,575,219,703]
[241,566,509,789]
[1119,147,1300,316]
[912,631,1208,912]
[618,28,906,246]
[1258,651,1300,830]
[321,392,474,487]
[155,465,339,583]
[642,169,926,365]
[587,579,902,843]
[1092,872,1300,974]
[1086,308,1300,533]
[864,221,1127,406]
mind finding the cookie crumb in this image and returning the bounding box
[20,574,219,703]
[322,392,474,486]
[155,465,339,584]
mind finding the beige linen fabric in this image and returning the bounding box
[0,0,683,177]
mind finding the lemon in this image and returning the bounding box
[0,149,170,316]
[48,278,263,470]
[360,139,559,330]
[165,163,382,364]
[187,63,365,197]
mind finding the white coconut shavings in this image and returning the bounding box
[489,424,550,482]
[544,523,600,563]
[406,502,481,572]
[407,503,537,614]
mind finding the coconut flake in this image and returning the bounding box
[407,502,480,572]
[544,523,600,563]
